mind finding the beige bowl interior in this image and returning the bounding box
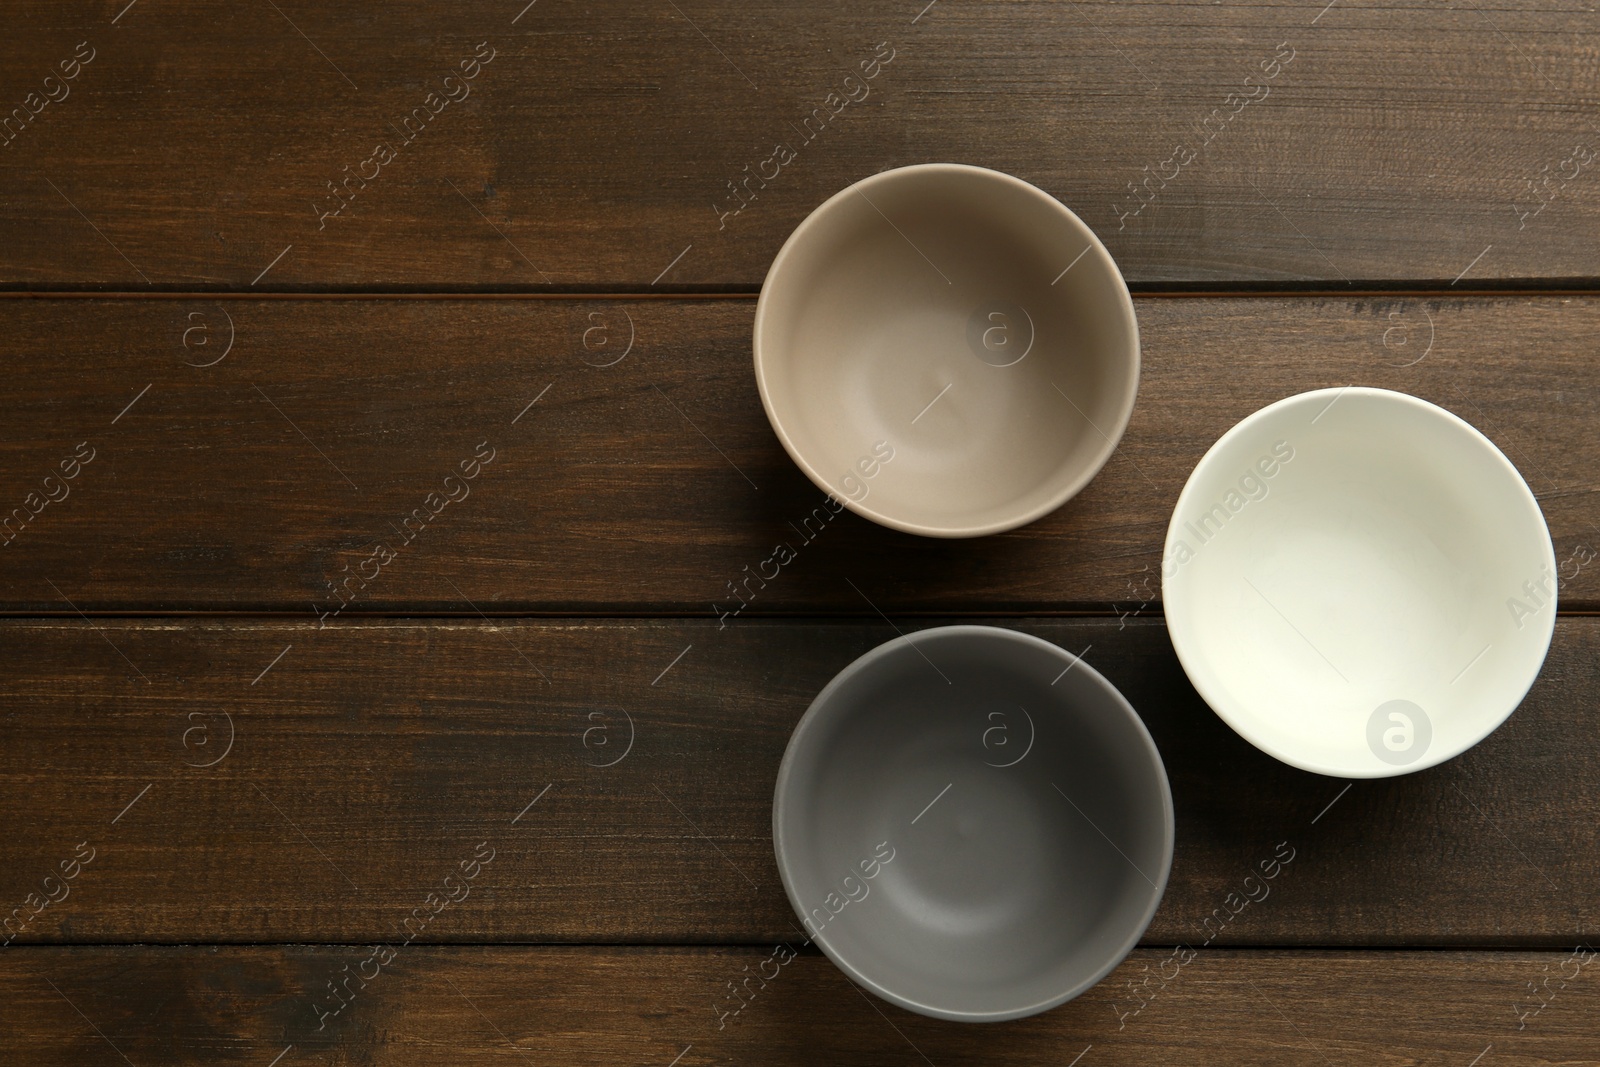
[755,164,1139,537]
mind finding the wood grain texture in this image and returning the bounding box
[3,945,1597,1065]
[0,295,1593,612]
[1,1,1597,288]
[1,617,1593,946]
[7,4,1597,1062]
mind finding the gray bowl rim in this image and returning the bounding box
[771,624,1176,1022]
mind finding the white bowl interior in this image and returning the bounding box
[1163,388,1556,776]
[756,165,1138,535]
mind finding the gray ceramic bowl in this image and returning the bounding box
[772,625,1173,1022]
[754,164,1140,538]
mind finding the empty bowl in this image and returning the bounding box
[754,164,1140,537]
[772,625,1173,1021]
[1163,387,1556,778]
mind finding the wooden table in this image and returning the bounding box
[3,2,1597,1063]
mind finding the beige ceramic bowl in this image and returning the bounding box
[754,164,1139,537]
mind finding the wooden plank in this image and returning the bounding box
[0,295,1594,612]
[1,2,1598,288]
[1,617,1594,946]
[2,945,1596,1064]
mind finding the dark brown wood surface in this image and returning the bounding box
[0,295,1594,613]
[3,946,1595,1065]
[1,617,1593,947]
[5,1,1600,1061]
[2,1,1598,289]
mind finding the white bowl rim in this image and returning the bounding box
[1162,385,1558,779]
[753,163,1141,539]
[771,623,1176,1021]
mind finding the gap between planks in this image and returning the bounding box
[6,285,1600,301]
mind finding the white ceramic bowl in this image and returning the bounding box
[754,164,1139,538]
[1162,387,1556,778]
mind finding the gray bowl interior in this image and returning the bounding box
[773,626,1174,1021]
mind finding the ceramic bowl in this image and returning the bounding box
[1163,387,1557,778]
[754,164,1140,538]
[772,625,1173,1021]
